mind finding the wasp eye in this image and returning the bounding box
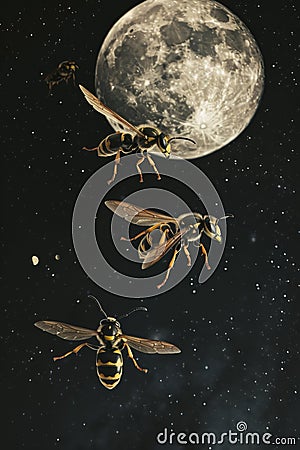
[209,223,216,234]
[205,218,216,234]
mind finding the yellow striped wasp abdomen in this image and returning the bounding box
[34,296,181,390]
[96,347,123,389]
[105,200,233,289]
[79,85,196,184]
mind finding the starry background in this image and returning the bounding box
[1,0,299,449]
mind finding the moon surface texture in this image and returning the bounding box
[95,0,264,159]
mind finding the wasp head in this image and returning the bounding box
[69,61,79,72]
[203,216,222,243]
[98,317,121,337]
[203,214,234,242]
[157,133,171,158]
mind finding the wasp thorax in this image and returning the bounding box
[178,213,201,228]
[136,126,160,150]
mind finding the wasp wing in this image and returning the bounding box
[105,200,178,227]
[121,335,181,354]
[141,228,189,269]
[34,321,98,341]
[79,85,144,137]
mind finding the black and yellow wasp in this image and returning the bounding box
[34,296,180,390]
[79,85,196,184]
[106,200,233,289]
[45,60,79,92]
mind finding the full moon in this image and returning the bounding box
[95,0,264,159]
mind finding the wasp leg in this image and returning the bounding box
[160,224,174,236]
[136,153,146,183]
[183,244,191,267]
[82,146,98,152]
[199,243,211,270]
[157,247,180,289]
[138,234,150,257]
[124,343,148,373]
[47,82,54,95]
[146,153,161,181]
[158,229,168,245]
[53,343,98,361]
[107,149,122,185]
[121,223,162,242]
[138,228,169,259]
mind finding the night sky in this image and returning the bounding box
[1,1,299,449]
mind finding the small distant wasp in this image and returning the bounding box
[79,85,196,184]
[45,61,79,92]
[106,200,233,289]
[34,296,180,390]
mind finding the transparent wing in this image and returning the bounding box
[34,321,98,341]
[79,85,144,137]
[142,228,188,269]
[105,200,178,227]
[122,335,181,354]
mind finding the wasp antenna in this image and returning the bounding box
[169,136,197,145]
[118,307,148,320]
[88,295,108,318]
[217,214,234,223]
